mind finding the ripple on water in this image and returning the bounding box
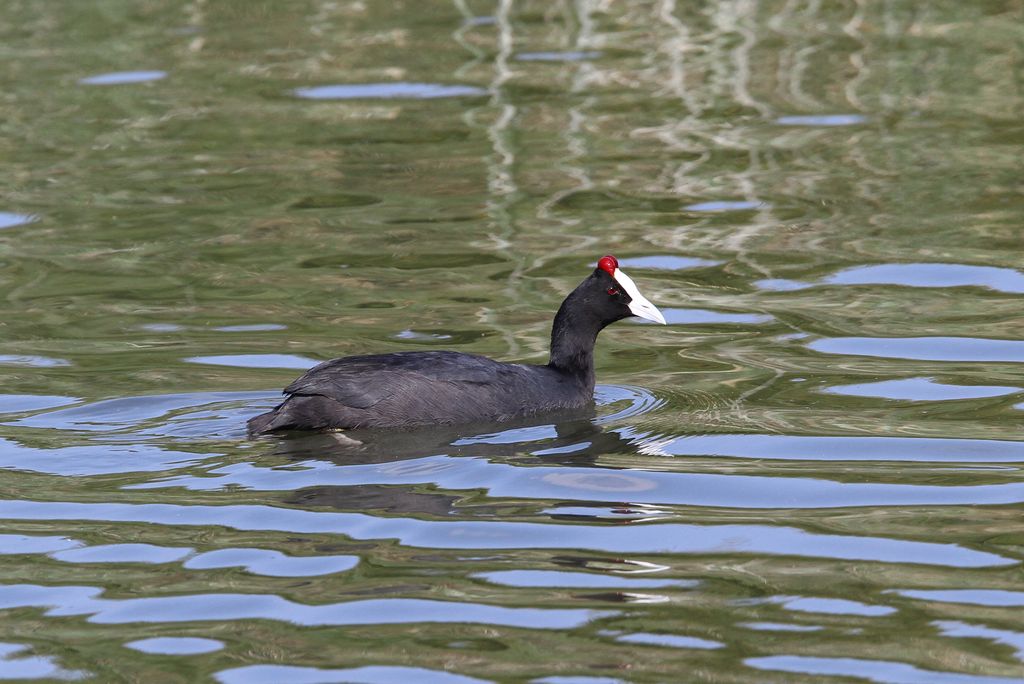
[9,391,270,431]
[745,655,1020,684]
[740,622,824,632]
[290,193,381,210]
[826,263,1024,293]
[293,83,486,99]
[532,677,628,684]
[0,355,70,367]
[51,543,193,565]
[757,262,1024,293]
[214,324,287,332]
[593,384,664,424]
[0,438,205,476]
[183,548,358,577]
[616,255,723,270]
[637,433,1024,462]
[124,637,224,655]
[822,377,1021,401]
[134,452,1024,509]
[775,114,867,126]
[753,278,813,291]
[515,51,602,61]
[453,425,559,446]
[0,394,79,414]
[21,535,356,578]
[0,583,605,629]
[614,633,723,649]
[0,643,89,680]
[474,570,695,589]
[543,505,673,522]
[683,200,765,212]
[185,354,319,369]
[393,329,454,342]
[215,664,491,684]
[657,308,773,325]
[0,534,82,555]
[780,597,897,617]
[78,70,167,85]
[933,621,1024,661]
[0,500,1009,567]
[891,589,1024,607]
[138,323,185,333]
[808,337,1024,362]
[0,212,38,229]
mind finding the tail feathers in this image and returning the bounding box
[247,395,349,436]
[246,409,284,436]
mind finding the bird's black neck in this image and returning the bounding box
[547,289,604,390]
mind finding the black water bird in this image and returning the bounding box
[247,255,666,435]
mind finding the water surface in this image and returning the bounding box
[0,1,1022,682]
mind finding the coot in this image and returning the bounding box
[247,255,665,435]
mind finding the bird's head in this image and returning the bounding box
[585,254,667,326]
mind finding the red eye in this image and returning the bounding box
[607,287,619,295]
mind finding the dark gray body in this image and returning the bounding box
[247,350,592,434]
[248,262,645,436]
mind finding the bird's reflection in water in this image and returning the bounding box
[268,407,639,466]
[285,484,467,517]
[272,408,641,516]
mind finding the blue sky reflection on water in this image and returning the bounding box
[0,500,1010,568]
[808,337,1024,362]
[0,584,606,630]
[757,262,1024,294]
[821,377,1020,401]
[293,83,487,100]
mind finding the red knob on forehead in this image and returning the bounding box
[598,255,618,275]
